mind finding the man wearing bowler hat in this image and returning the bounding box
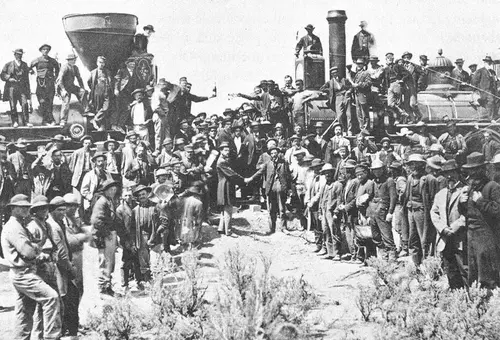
[351,21,375,63]
[1,48,31,127]
[30,44,60,126]
[451,58,470,90]
[471,55,498,120]
[430,160,468,289]
[460,152,500,289]
[56,53,88,127]
[295,24,323,58]
[1,194,61,339]
[91,179,121,295]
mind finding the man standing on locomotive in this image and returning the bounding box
[88,56,113,131]
[350,58,372,131]
[471,55,498,120]
[30,44,59,126]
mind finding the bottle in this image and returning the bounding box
[212,82,217,97]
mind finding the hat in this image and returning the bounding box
[309,158,324,169]
[389,161,402,169]
[369,55,379,62]
[396,127,413,136]
[126,57,136,64]
[402,51,413,59]
[426,155,443,170]
[455,58,464,64]
[250,121,260,128]
[355,164,368,173]
[179,76,187,82]
[161,137,173,146]
[125,131,138,139]
[332,121,342,130]
[266,138,278,146]
[184,145,194,152]
[491,153,500,165]
[274,122,284,130]
[155,168,169,177]
[104,138,119,149]
[66,53,77,60]
[29,195,50,212]
[15,138,29,148]
[13,48,24,55]
[355,58,365,64]
[289,135,301,142]
[462,152,486,169]
[131,88,144,96]
[329,66,339,72]
[157,78,168,86]
[314,121,324,128]
[483,55,493,62]
[429,143,444,153]
[196,112,207,119]
[198,122,208,130]
[419,55,428,61]
[359,20,368,27]
[441,160,459,172]
[208,124,218,131]
[231,124,243,131]
[100,179,120,192]
[51,134,69,142]
[385,52,394,57]
[219,142,231,150]
[49,196,66,208]
[80,134,93,143]
[267,146,280,153]
[145,84,154,92]
[380,137,390,144]
[143,24,155,32]
[223,108,234,116]
[407,153,426,163]
[63,193,80,206]
[175,138,185,145]
[293,149,306,157]
[345,159,357,169]
[91,151,106,162]
[260,120,272,127]
[469,63,478,68]
[303,155,314,162]
[371,160,385,170]
[133,184,152,196]
[304,24,315,30]
[320,163,335,173]
[8,194,31,207]
[39,44,51,52]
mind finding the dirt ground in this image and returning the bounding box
[0,209,380,340]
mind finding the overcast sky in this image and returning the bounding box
[1,0,499,115]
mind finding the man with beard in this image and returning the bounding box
[452,58,471,90]
[121,131,139,179]
[375,137,397,167]
[114,58,138,133]
[156,138,179,166]
[69,135,94,194]
[460,152,500,289]
[388,161,409,256]
[320,67,349,118]
[91,180,121,296]
[289,79,319,129]
[305,158,326,249]
[244,121,264,199]
[104,138,122,181]
[8,138,35,199]
[1,49,32,127]
[80,152,113,216]
[352,132,377,165]
[471,56,498,120]
[430,160,468,289]
[123,141,156,186]
[324,122,350,165]
[383,52,411,124]
[438,120,467,161]
[88,56,113,131]
[254,145,291,234]
[130,88,154,145]
[368,160,397,261]
[30,44,59,126]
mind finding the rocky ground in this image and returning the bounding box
[0,208,380,339]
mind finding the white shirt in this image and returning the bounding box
[132,102,146,125]
[234,136,242,153]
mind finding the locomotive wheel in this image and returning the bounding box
[69,123,85,140]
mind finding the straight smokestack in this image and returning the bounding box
[326,10,347,79]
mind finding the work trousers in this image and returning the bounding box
[7,87,29,126]
[292,110,305,130]
[478,94,497,120]
[97,231,117,290]
[338,100,358,136]
[311,210,322,249]
[355,92,369,130]
[10,267,61,340]
[468,226,500,290]
[121,247,142,287]
[32,261,60,340]
[268,191,287,233]
[153,113,168,153]
[370,212,397,260]
[393,204,408,251]
[138,232,151,279]
[60,86,87,123]
[343,216,357,258]
[36,81,56,124]
[322,210,341,257]
[408,207,426,266]
[218,205,233,235]
[440,241,468,290]
[62,281,80,336]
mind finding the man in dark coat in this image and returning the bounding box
[216,142,250,236]
[351,21,375,63]
[30,44,60,126]
[320,66,348,116]
[1,49,31,127]
[460,152,500,289]
[471,56,498,120]
[254,146,292,233]
[113,58,139,133]
[351,58,372,130]
[295,24,323,57]
[88,56,113,130]
[56,54,88,127]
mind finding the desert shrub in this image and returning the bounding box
[356,284,379,322]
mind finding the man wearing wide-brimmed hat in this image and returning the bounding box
[1,194,62,339]
[295,24,323,58]
[103,137,122,181]
[80,151,113,216]
[471,55,498,120]
[56,53,88,127]
[90,179,121,295]
[113,58,138,133]
[30,43,60,126]
[305,158,326,242]
[324,122,350,165]
[437,119,466,161]
[7,138,35,199]
[451,58,470,91]
[1,48,32,128]
[429,160,467,289]
[320,67,348,118]
[460,152,500,289]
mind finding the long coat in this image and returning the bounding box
[1,60,31,101]
[69,147,94,188]
[255,158,293,196]
[88,67,113,113]
[216,155,244,206]
[430,186,466,253]
[179,194,203,244]
[47,215,74,296]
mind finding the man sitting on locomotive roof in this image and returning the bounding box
[295,24,323,58]
[30,44,59,127]
[451,58,471,91]
[56,53,88,127]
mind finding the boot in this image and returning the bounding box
[121,267,129,288]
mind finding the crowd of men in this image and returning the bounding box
[1,21,500,340]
